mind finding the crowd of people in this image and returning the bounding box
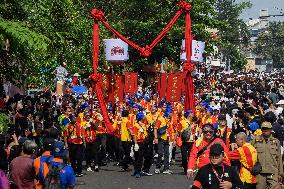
[0,71,284,189]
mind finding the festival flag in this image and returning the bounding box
[124,72,138,95]
[113,74,125,102]
[166,72,183,102]
[158,73,168,99]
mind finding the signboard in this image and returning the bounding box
[180,40,205,63]
[104,39,129,63]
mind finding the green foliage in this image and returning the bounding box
[0,18,49,51]
[216,0,251,69]
[0,0,251,87]
[0,112,9,134]
[254,21,284,66]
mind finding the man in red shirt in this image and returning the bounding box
[187,124,230,178]
[63,114,85,177]
[83,112,98,172]
[10,140,37,189]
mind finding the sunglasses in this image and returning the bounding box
[203,130,214,134]
[261,128,272,131]
[210,154,222,159]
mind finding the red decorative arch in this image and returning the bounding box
[90,1,195,133]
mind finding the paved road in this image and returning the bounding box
[76,153,194,189]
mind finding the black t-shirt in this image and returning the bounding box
[192,163,243,189]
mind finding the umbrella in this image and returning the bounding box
[71,85,88,95]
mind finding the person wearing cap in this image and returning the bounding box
[36,141,75,189]
[63,114,85,177]
[252,121,284,189]
[131,112,149,178]
[93,109,107,166]
[82,112,99,172]
[72,73,81,87]
[187,124,231,178]
[119,110,133,171]
[228,132,257,189]
[179,110,197,174]
[200,107,213,127]
[195,103,204,121]
[111,108,123,165]
[34,138,55,189]
[142,107,159,175]
[191,143,243,189]
[154,111,173,175]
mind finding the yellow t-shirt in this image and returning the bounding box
[155,116,169,141]
[180,118,194,142]
[146,113,158,126]
[120,117,132,142]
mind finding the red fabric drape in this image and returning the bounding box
[100,7,183,57]
[183,11,195,111]
[149,10,183,49]
[91,21,114,133]
[100,20,143,53]
[92,22,99,71]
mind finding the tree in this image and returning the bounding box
[215,0,252,69]
[254,21,284,67]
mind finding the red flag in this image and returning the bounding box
[124,72,138,95]
[113,74,125,102]
[166,72,182,102]
[158,73,168,99]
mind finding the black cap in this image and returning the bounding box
[122,110,129,117]
[43,138,55,149]
[209,143,224,156]
[218,114,226,121]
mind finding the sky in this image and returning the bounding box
[236,0,284,21]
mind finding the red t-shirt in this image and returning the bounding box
[10,156,35,189]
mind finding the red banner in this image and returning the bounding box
[158,73,168,99]
[124,72,138,95]
[113,74,125,102]
[166,72,183,102]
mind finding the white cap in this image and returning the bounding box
[276,100,284,105]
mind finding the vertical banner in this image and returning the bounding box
[113,74,125,102]
[158,73,168,99]
[166,72,183,102]
[101,73,117,103]
[191,40,205,63]
[124,72,138,95]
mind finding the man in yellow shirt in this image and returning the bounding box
[120,110,133,171]
[228,132,257,188]
[179,110,196,174]
[200,107,213,126]
[154,112,172,174]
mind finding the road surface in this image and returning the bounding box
[76,153,194,189]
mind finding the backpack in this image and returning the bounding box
[147,121,155,136]
[43,158,65,189]
[157,126,167,136]
[181,128,190,142]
